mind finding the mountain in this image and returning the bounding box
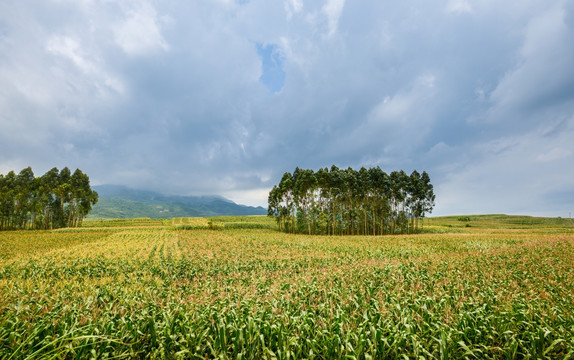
[88,185,267,219]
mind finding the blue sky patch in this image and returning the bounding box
[256,43,285,94]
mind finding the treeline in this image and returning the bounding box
[268,166,435,235]
[0,167,98,230]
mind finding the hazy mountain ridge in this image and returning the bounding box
[88,185,267,219]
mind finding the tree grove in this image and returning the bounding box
[268,166,435,235]
[0,167,98,230]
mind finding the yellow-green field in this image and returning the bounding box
[1,215,573,358]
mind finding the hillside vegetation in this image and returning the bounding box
[0,214,573,358]
[88,185,266,219]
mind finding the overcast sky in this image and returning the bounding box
[1,0,573,216]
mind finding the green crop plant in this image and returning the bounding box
[0,215,573,358]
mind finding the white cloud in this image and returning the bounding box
[45,35,124,95]
[285,0,303,19]
[536,148,572,163]
[322,0,346,37]
[369,73,436,125]
[370,94,411,124]
[446,0,472,14]
[46,36,94,73]
[221,188,270,208]
[114,3,169,55]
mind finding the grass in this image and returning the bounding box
[427,214,574,229]
[0,215,573,358]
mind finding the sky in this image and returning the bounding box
[1,0,573,217]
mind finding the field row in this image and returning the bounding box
[0,220,573,358]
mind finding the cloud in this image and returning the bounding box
[285,0,303,20]
[113,2,169,55]
[486,2,574,126]
[322,0,346,37]
[46,36,93,73]
[1,0,573,215]
[369,73,436,125]
[446,0,472,14]
[536,148,572,163]
[46,35,124,95]
[432,117,574,216]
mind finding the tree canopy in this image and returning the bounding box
[268,166,435,235]
[0,167,98,230]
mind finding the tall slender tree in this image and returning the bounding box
[0,167,98,230]
[268,166,435,236]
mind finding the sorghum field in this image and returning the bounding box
[0,215,573,359]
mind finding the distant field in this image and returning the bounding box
[427,214,574,229]
[0,215,573,358]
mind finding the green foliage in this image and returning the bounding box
[210,215,277,226]
[222,222,271,229]
[169,216,275,231]
[83,218,165,228]
[268,166,435,235]
[0,167,98,230]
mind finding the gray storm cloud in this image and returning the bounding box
[1,0,573,215]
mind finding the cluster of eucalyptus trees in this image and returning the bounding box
[0,167,98,230]
[268,166,435,235]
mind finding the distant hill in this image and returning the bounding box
[88,185,267,219]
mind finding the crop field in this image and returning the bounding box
[0,215,573,359]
